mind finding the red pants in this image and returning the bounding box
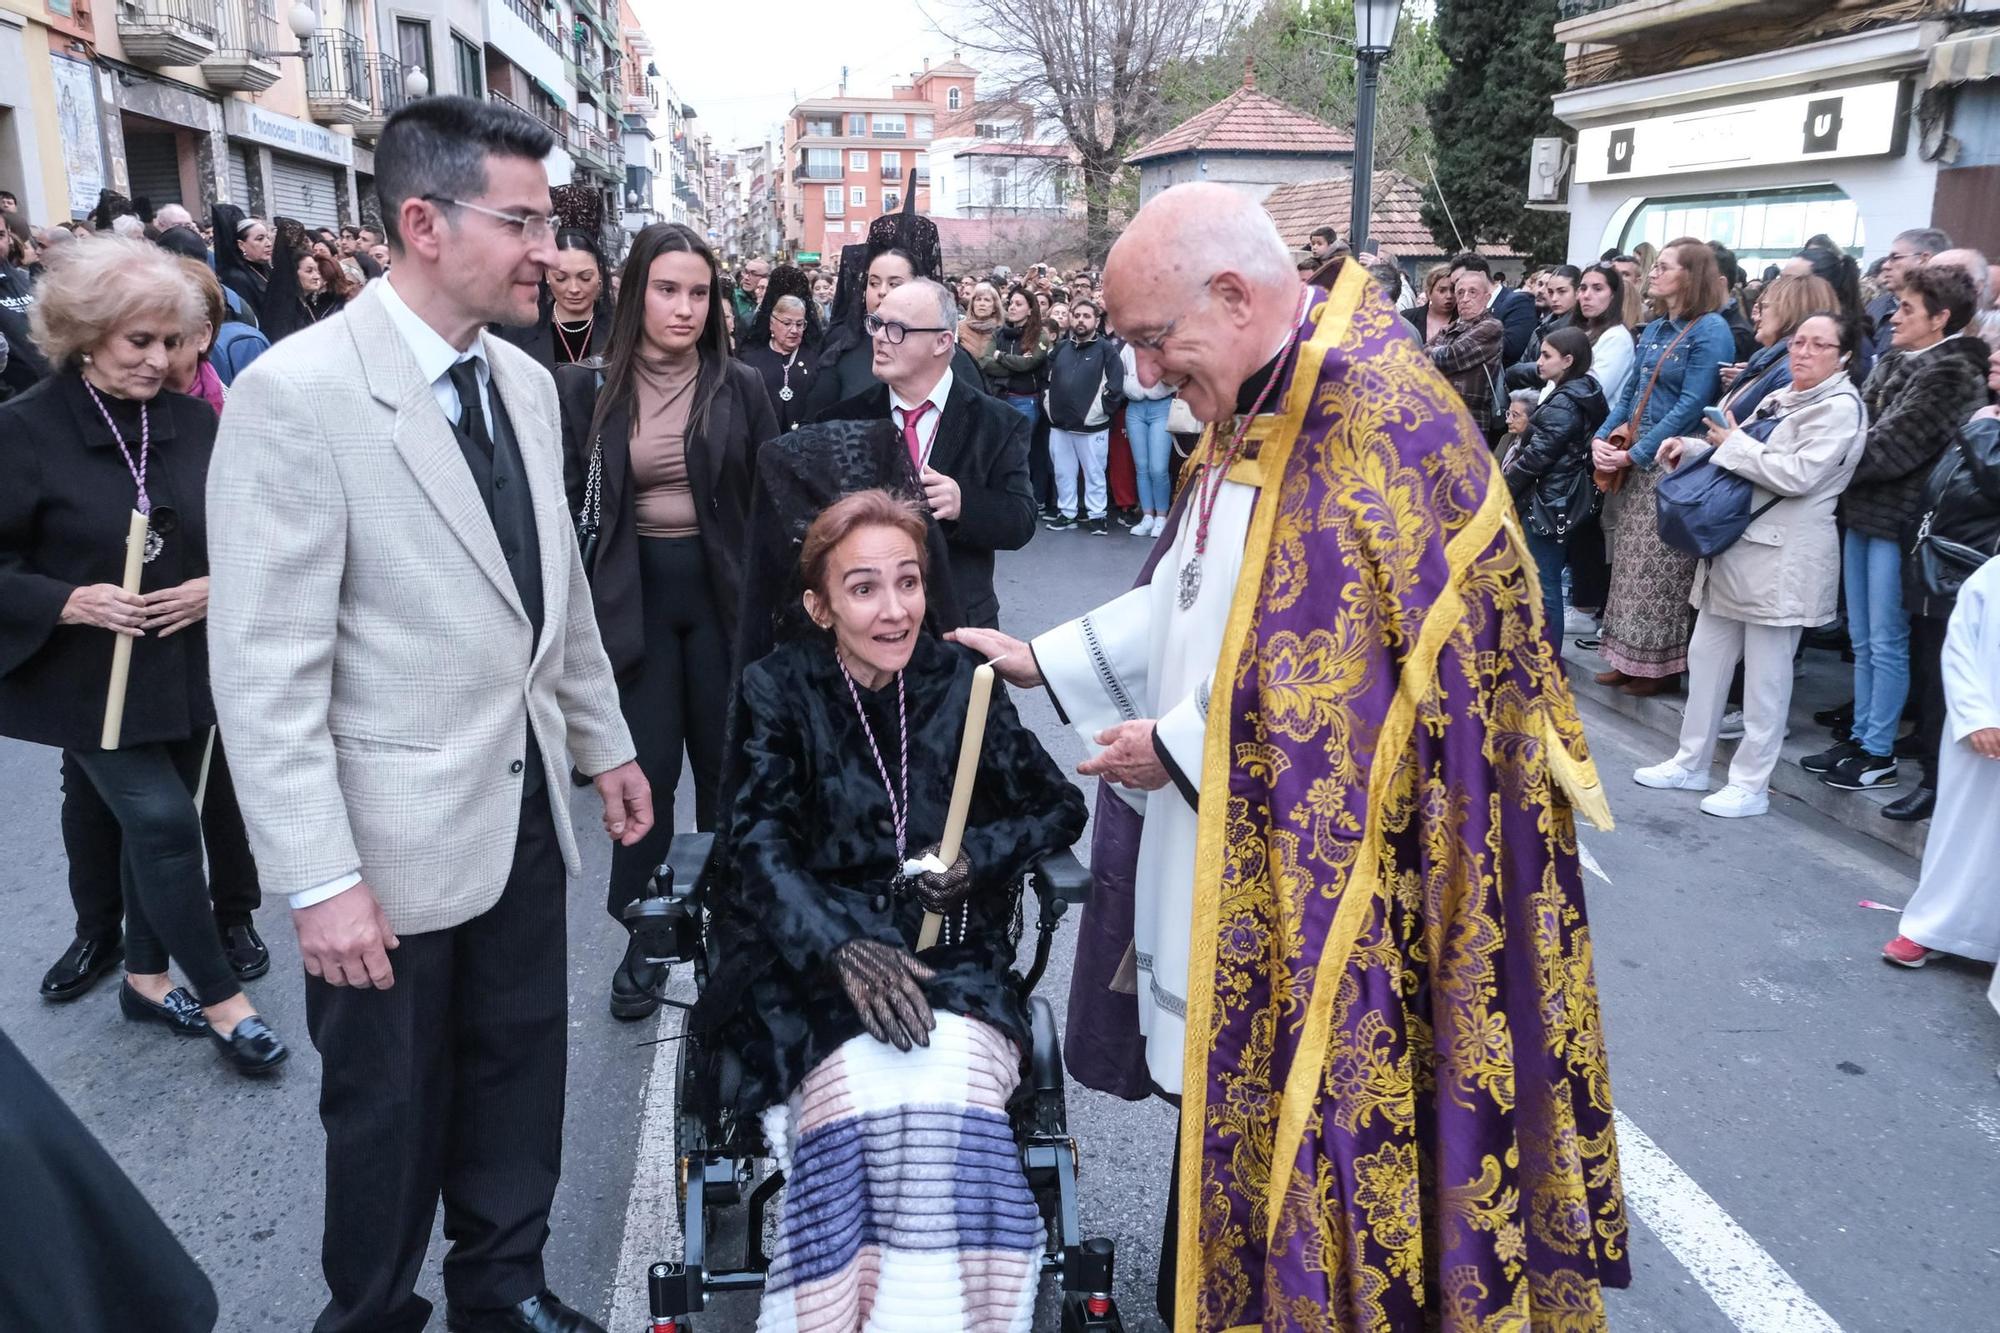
[1107,407,1137,511]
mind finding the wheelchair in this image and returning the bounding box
[624,830,1130,1333]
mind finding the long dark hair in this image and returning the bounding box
[1003,281,1044,350]
[1792,244,1871,342]
[591,222,731,444]
[541,227,614,330]
[1542,326,1595,384]
[1576,262,1627,342]
[260,216,318,341]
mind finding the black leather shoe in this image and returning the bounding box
[208,1012,288,1075]
[608,935,664,1021]
[1882,787,1936,822]
[446,1290,606,1333]
[119,981,210,1036]
[41,935,123,1002]
[218,921,270,981]
[1813,699,1854,729]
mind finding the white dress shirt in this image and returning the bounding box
[289,277,495,911]
[889,364,953,469]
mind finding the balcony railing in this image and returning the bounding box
[913,168,930,184]
[305,32,371,125]
[356,51,419,139]
[205,0,279,91]
[499,0,563,52]
[881,165,902,181]
[793,163,842,182]
[116,0,219,66]
[491,88,564,138]
[1554,0,1818,43]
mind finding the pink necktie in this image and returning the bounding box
[900,402,933,469]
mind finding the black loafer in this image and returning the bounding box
[209,1013,288,1075]
[608,935,664,1022]
[446,1289,606,1333]
[1882,787,1936,822]
[42,935,124,1002]
[119,981,210,1036]
[219,922,270,981]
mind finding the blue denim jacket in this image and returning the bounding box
[1601,312,1734,468]
[1723,342,1792,422]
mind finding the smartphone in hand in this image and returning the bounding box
[1701,406,1730,430]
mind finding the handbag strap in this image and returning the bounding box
[578,432,604,537]
[1624,318,1699,439]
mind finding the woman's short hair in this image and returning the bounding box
[29,234,203,371]
[1755,273,1837,344]
[1795,309,1859,359]
[1507,388,1541,412]
[177,256,226,336]
[799,489,931,601]
[1542,325,1595,381]
[1900,264,1979,335]
[773,294,806,318]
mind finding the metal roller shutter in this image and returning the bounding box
[125,132,183,209]
[269,153,341,229]
[227,146,254,210]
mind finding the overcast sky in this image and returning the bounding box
[628,0,966,149]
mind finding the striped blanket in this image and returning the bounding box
[756,1012,1043,1332]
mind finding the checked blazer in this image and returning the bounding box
[206,282,635,935]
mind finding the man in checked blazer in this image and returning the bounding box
[207,97,650,1333]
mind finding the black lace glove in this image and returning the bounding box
[908,843,973,914]
[831,938,937,1052]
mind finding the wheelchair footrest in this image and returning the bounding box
[1060,1237,1124,1331]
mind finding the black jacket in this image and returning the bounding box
[1505,376,1610,539]
[737,340,818,434]
[981,322,1049,397]
[816,372,1036,628]
[1845,337,1993,542]
[209,203,267,332]
[1501,310,1572,393]
[494,311,611,372]
[694,633,1087,1116]
[1043,333,1126,432]
[556,357,778,678]
[1721,300,1759,363]
[0,373,217,750]
[1491,286,1540,366]
[1905,415,2000,616]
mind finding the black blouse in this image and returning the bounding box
[697,632,1087,1115]
[0,372,217,750]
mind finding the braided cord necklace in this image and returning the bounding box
[837,652,911,864]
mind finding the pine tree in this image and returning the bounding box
[1422,0,1570,265]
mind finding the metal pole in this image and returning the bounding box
[1351,48,1382,257]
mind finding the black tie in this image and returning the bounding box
[447,359,492,459]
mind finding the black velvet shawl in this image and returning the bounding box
[695,632,1087,1116]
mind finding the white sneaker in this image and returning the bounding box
[1700,784,1769,818]
[1717,710,1746,740]
[1632,760,1711,791]
[1131,515,1156,538]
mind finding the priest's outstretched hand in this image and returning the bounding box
[945,628,1042,688]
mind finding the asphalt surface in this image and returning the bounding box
[4,518,1997,1331]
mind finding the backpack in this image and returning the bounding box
[209,321,270,386]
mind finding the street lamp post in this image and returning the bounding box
[1350,0,1403,258]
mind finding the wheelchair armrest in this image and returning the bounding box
[1032,848,1091,907]
[660,831,716,898]
[1029,995,1061,1095]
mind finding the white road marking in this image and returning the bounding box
[1615,1110,1843,1333]
[608,1005,685,1333]
[1578,840,1612,886]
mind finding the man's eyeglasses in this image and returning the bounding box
[422,195,554,244]
[865,313,950,345]
[1124,275,1217,352]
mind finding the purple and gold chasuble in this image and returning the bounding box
[1175,261,1630,1330]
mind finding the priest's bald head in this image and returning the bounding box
[1104,183,1305,424]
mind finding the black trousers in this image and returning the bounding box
[61,734,261,941]
[1910,612,1950,788]
[306,794,568,1333]
[606,535,729,921]
[1567,512,1611,614]
[65,740,241,1007]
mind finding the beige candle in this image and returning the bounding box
[100,509,149,751]
[918,662,994,951]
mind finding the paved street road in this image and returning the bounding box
[4,522,1997,1331]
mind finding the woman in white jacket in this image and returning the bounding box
[1633,312,1867,816]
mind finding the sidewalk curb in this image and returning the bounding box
[1562,652,1929,863]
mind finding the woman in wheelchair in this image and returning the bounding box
[696,488,1088,1332]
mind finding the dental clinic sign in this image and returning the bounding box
[1574,80,1906,184]
[225,103,355,168]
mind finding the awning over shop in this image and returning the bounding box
[1928,28,2000,88]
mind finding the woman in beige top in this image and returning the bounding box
[555,222,778,1020]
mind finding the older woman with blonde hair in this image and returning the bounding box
[958,281,1004,361]
[0,235,289,1073]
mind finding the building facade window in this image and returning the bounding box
[881,151,900,180]
[850,185,867,205]
[806,118,836,137]
[823,185,844,216]
[914,115,933,138]
[947,87,961,111]
[803,147,841,179]
[847,113,867,135]
[452,34,481,97]
[850,149,868,170]
[396,17,433,81]
[1616,184,1862,266]
[913,151,929,182]
[883,190,900,213]
[872,113,906,138]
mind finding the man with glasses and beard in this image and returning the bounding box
[207,95,650,1333]
[815,277,1035,628]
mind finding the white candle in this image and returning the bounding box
[100,509,149,751]
[919,662,994,950]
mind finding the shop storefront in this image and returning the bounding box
[1553,23,1941,268]
[223,101,355,229]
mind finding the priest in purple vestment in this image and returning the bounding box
[954,183,1631,1331]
